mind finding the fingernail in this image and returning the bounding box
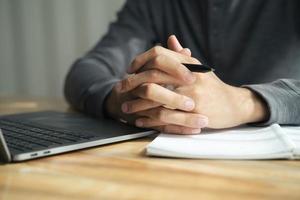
[194,117,208,127]
[184,99,195,110]
[136,120,143,127]
[121,103,129,113]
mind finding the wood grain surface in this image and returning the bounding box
[0,97,300,200]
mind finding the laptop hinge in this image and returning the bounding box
[0,128,12,163]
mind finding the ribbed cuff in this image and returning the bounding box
[243,79,299,126]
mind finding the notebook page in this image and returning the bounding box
[282,126,300,158]
[147,124,292,159]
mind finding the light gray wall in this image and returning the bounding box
[0,0,125,97]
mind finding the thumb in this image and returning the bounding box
[167,35,191,56]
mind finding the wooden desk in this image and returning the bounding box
[0,97,300,200]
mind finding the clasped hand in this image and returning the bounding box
[105,35,268,134]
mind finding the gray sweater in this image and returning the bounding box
[64,0,300,125]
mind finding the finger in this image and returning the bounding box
[117,69,184,93]
[128,46,200,73]
[136,54,196,83]
[137,107,209,128]
[121,99,162,114]
[167,35,192,56]
[153,125,201,135]
[167,35,183,52]
[132,83,195,111]
[135,117,167,128]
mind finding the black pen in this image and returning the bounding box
[182,63,215,73]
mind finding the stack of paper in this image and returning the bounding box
[146,124,300,160]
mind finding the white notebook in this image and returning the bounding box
[146,124,300,160]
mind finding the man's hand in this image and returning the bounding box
[124,35,268,129]
[105,36,209,134]
[127,36,268,128]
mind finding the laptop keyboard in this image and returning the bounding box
[0,119,95,153]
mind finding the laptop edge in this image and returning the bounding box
[0,128,12,163]
[0,129,156,163]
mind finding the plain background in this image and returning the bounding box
[0,0,125,98]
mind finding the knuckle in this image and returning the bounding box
[131,57,141,68]
[122,78,133,90]
[156,108,167,122]
[147,70,161,81]
[152,56,160,66]
[152,46,163,55]
[152,55,165,66]
[142,83,155,98]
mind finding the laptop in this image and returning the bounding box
[0,111,156,163]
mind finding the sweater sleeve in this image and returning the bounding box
[64,0,156,118]
[244,79,300,125]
